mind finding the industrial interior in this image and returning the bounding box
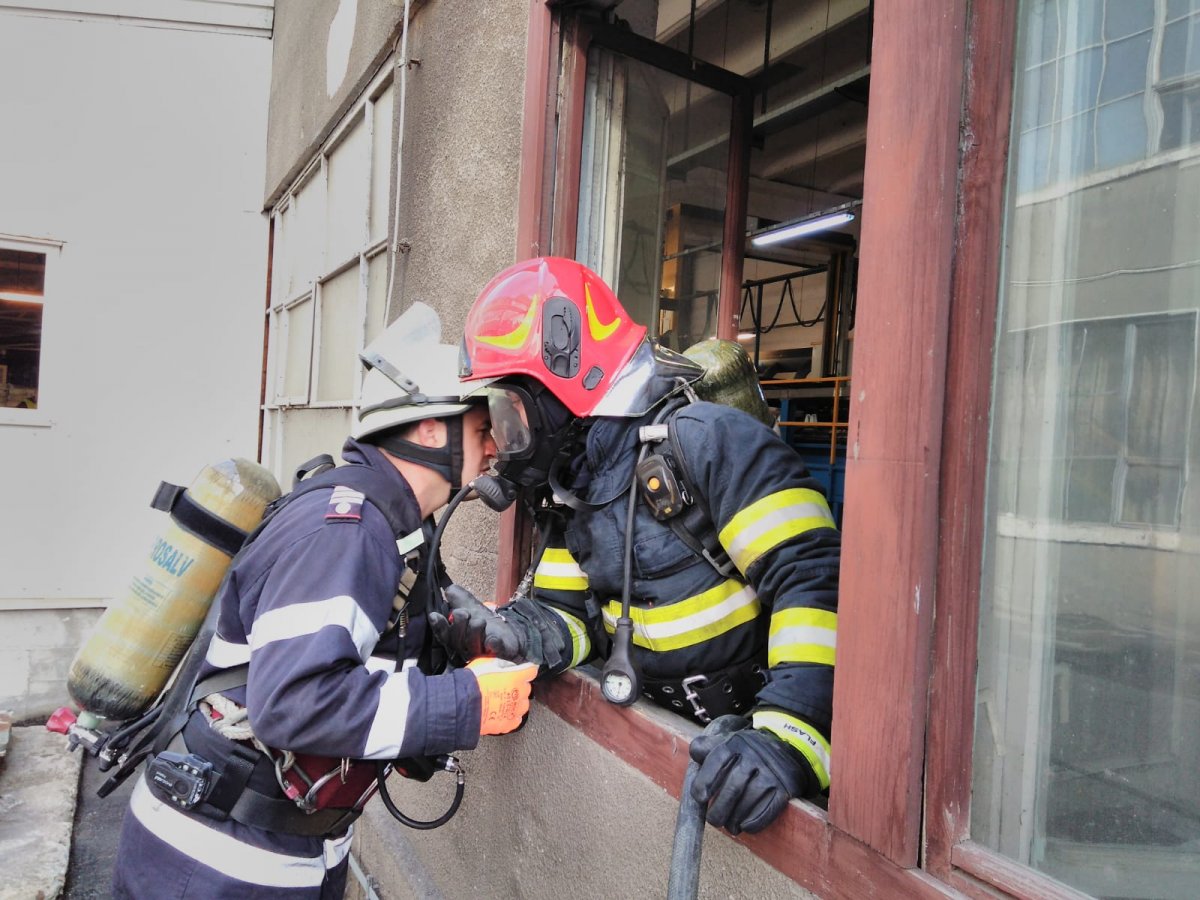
[588,0,872,523]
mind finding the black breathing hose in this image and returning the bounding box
[375,760,465,830]
[425,482,477,617]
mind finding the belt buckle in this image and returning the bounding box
[681,674,711,723]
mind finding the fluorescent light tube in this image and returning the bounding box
[751,212,856,247]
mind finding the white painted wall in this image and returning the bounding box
[0,12,272,713]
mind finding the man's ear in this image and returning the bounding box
[414,417,446,448]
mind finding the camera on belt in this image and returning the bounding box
[147,751,213,809]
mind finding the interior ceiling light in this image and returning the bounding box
[751,211,856,247]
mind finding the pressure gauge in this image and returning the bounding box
[600,618,640,706]
[601,670,635,704]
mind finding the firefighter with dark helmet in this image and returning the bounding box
[450,257,840,836]
[111,302,536,900]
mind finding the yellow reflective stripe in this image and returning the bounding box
[601,580,760,652]
[477,295,539,349]
[533,547,589,591]
[768,607,837,667]
[753,711,831,790]
[719,488,836,572]
[548,607,590,668]
[584,282,621,341]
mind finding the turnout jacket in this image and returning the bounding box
[529,401,839,786]
[112,439,481,900]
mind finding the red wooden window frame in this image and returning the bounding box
[501,1,1086,897]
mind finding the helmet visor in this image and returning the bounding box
[487,386,535,460]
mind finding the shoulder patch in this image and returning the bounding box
[326,486,365,522]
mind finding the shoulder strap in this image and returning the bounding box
[657,408,736,579]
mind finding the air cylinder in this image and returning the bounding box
[67,458,281,721]
[682,338,776,427]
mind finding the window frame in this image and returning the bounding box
[0,233,60,429]
[262,60,395,467]
[517,2,1091,897]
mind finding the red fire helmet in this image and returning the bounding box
[459,257,647,417]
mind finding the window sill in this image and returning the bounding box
[0,410,52,428]
[535,668,959,899]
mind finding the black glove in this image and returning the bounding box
[497,596,568,672]
[688,715,818,836]
[428,585,524,662]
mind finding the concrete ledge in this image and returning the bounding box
[0,727,83,900]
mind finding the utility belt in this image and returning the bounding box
[640,656,768,725]
[144,708,372,838]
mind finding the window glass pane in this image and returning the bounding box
[289,173,325,297]
[370,84,394,242]
[1096,95,1147,169]
[1099,31,1152,104]
[1103,0,1154,41]
[315,266,361,403]
[326,116,369,266]
[1061,47,1101,118]
[0,248,46,410]
[973,3,1200,896]
[1168,0,1197,22]
[1159,85,1200,151]
[276,407,353,486]
[577,48,730,350]
[283,295,313,401]
[365,251,388,345]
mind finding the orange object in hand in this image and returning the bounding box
[467,657,538,736]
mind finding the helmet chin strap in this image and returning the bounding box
[373,415,465,493]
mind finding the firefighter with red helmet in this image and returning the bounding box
[447,257,840,836]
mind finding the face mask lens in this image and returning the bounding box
[487,387,534,458]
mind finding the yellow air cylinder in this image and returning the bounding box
[682,338,776,427]
[67,458,281,721]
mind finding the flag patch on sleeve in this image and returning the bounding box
[326,486,365,521]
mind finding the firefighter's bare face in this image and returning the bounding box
[460,404,498,484]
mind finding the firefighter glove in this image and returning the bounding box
[467,657,538,736]
[496,596,567,672]
[429,584,524,662]
[689,715,818,835]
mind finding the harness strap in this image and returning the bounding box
[637,402,736,579]
[150,482,247,558]
[164,713,363,837]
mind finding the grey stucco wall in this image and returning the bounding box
[350,680,816,900]
[0,608,102,721]
[265,0,411,206]
[388,0,531,599]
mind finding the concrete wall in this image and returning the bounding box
[0,608,101,722]
[349,685,815,900]
[0,12,272,716]
[264,0,412,205]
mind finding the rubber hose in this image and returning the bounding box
[667,716,744,900]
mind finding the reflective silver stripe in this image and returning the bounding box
[205,634,251,667]
[365,655,396,674]
[361,669,413,759]
[396,529,424,555]
[548,606,590,667]
[323,827,354,868]
[250,595,380,661]
[128,777,328,888]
